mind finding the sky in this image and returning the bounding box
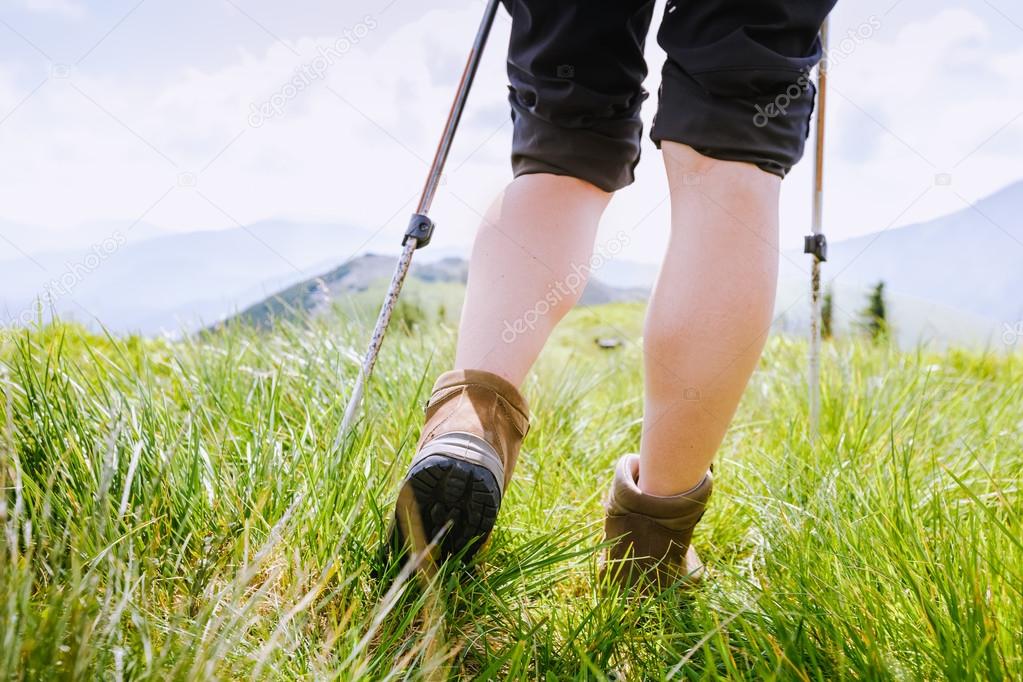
[1,0,1021,266]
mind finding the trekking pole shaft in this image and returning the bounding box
[337,0,501,445]
[809,19,829,445]
[812,21,828,234]
[417,0,501,216]
[338,239,417,444]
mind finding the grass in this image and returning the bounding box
[0,303,1020,680]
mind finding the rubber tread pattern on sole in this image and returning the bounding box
[391,455,501,564]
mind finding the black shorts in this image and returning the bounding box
[503,0,837,191]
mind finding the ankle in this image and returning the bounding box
[607,454,713,519]
[636,466,710,497]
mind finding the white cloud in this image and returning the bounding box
[0,5,510,252]
[808,7,1023,241]
[0,2,1020,266]
[19,0,85,19]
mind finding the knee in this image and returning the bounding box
[662,141,781,192]
[507,172,612,202]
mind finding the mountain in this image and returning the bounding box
[0,220,169,258]
[219,254,648,329]
[576,278,648,306]
[786,180,1023,324]
[771,277,1002,349]
[225,253,403,329]
[1,180,1019,345]
[0,220,375,335]
[772,180,1023,348]
[592,259,659,290]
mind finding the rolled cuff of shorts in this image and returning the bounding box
[508,90,644,193]
[650,61,815,178]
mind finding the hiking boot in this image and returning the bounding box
[602,454,713,588]
[387,369,529,565]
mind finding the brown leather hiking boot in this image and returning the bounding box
[602,454,713,588]
[387,369,529,564]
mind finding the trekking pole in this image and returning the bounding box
[336,0,502,447]
[804,19,830,445]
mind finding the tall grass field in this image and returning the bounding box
[1,303,1020,679]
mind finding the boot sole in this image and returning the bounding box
[390,454,501,565]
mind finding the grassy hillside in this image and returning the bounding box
[219,253,644,333]
[0,305,1020,679]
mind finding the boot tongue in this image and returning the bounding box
[608,455,713,529]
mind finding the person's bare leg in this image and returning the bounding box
[388,174,609,566]
[455,173,611,386]
[638,142,780,496]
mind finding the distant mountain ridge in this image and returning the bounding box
[221,253,647,329]
[1,179,1020,347]
[781,179,1023,324]
[0,220,376,335]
